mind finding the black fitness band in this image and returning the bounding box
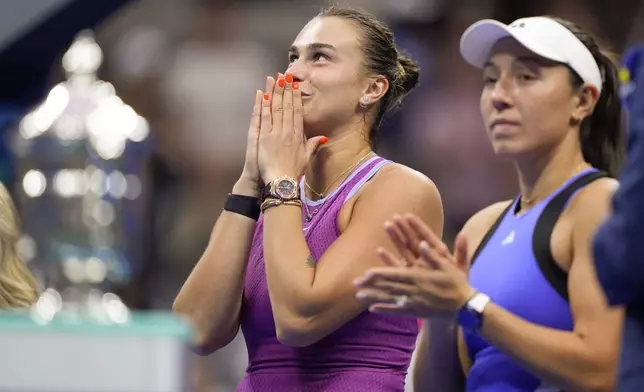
[224,194,261,220]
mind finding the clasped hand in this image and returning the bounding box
[354,214,476,319]
[257,73,326,184]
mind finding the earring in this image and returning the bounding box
[359,97,369,108]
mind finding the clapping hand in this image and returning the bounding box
[354,214,475,318]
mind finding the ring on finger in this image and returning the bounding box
[395,295,410,308]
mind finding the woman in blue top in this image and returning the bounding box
[354,16,626,392]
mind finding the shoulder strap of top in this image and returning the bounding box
[533,170,609,301]
[469,201,515,266]
[343,158,391,202]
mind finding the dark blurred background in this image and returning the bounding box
[1,0,642,390]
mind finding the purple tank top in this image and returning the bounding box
[237,156,419,392]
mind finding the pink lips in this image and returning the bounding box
[490,119,520,133]
[490,119,520,129]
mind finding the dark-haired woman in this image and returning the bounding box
[355,16,626,392]
[173,6,443,392]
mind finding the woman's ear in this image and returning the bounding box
[360,75,389,107]
[571,83,600,122]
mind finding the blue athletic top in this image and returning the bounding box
[464,169,607,392]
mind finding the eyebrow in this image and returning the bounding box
[289,42,337,54]
[483,60,496,70]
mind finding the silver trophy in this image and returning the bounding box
[0,31,190,392]
[9,30,151,322]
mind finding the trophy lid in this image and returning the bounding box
[62,30,103,76]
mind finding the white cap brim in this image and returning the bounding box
[459,17,602,94]
[460,19,565,68]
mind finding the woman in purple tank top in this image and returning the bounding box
[356,16,627,392]
[174,6,444,391]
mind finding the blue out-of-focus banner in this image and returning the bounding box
[0,0,133,106]
[621,45,644,113]
[0,106,23,184]
[0,0,75,52]
[0,0,134,184]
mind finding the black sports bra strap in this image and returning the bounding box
[533,170,609,302]
[548,171,608,208]
[470,201,514,266]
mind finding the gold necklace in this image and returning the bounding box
[304,151,374,200]
[520,163,589,206]
[303,151,374,222]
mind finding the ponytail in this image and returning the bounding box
[579,49,625,177]
[551,17,626,177]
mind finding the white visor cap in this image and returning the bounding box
[459,17,603,95]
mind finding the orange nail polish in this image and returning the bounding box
[264,93,270,100]
[293,82,300,90]
[320,136,329,145]
[278,79,285,88]
[285,73,293,83]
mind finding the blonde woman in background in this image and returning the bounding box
[0,183,39,309]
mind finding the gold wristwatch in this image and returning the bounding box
[261,176,300,201]
[260,176,302,212]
